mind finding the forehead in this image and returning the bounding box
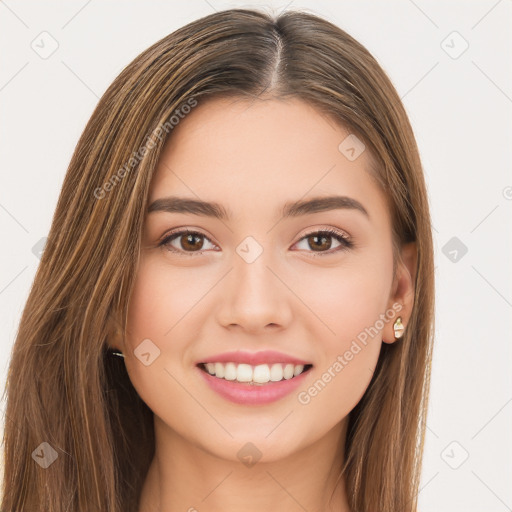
[149,96,389,225]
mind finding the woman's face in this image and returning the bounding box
[122,96,413,462]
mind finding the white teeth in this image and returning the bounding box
[201,362,308,384]
[283,364,294,380]
[236,363,253,382]
[224,362,237,381]
[253,364,270,384]
[269,363,283,382]
[214,362,225,378]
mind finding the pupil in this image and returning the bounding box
[311,234,330,251]
[184,234,202,250]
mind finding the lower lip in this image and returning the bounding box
[196,366,311,405]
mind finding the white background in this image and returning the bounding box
[1,1,511,510]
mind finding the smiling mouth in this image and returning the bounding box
[198,362,313,385]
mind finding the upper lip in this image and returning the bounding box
[197,350,312,366]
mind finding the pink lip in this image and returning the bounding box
[197,350,311,366]
[196,365,312,405]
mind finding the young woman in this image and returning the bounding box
[1,7,435,512]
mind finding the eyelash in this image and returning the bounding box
[158,228,354,257]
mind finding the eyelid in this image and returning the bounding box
[297,226,351,243]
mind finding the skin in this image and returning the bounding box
[110,96,416,511]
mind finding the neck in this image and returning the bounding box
[138,416,352,512]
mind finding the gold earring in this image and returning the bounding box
[393,317,404,340]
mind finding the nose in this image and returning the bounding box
[216,247,293,334]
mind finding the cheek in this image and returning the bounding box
[125,257,211,346]
[295,274,384,428]
[292,258,390,419]
[296,341,381,436]
[123,260,193,409]
[296,257,392,349]
[123,257,228,417]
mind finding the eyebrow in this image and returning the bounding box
[147,195,369,220]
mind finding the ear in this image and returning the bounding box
[382,241,417,344]
[105,314,125,352]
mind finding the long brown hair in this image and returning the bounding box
[1,8,435,511]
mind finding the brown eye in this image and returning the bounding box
[179,233,204,251]
[294,229,353,256]
[307,233,333,251]
[159,229,216,255]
